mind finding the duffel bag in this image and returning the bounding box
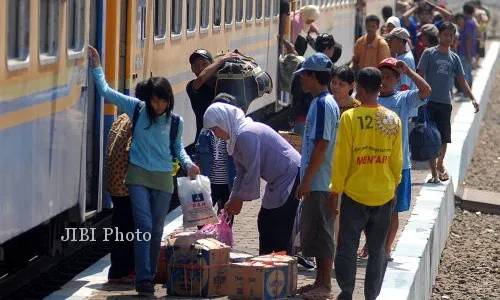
[215,50,273,109]
[409,106,442,161]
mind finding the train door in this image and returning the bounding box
[84,0,105,219]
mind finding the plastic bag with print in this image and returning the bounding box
[177,175,217,227]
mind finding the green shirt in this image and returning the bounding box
[125,163,174,193]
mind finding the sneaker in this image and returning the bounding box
[294,254,315,269]
[136,280,154,295]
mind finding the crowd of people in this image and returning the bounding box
[89,0,489,298]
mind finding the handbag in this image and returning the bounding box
[409,106,442,161]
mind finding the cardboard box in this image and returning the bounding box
[228,261,291,299]
[230,250,254,263]
[155,231,216,284]
[251,254,298,296]
[165,237,230,297]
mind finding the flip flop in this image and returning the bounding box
[301,289,334,300]
[427,177,440,184]
[297,284,317,295]
[438,169,449,181]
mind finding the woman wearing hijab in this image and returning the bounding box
[203,103,301,255]
[290,5,320,44]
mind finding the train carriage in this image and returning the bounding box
[0,0,394,294]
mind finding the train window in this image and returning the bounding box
[7,0,30,69]
[214,0,222,27]
[67,0,85,58]
[273,0,279,17]
[265,0,271,19]
[225,0,233,27]
[171,0,182,36]
[200,0,209,31]
[235,0,243,23]
[154,0,166,42]
[187,0,197,33]
[39,0,59,64]
[255,0,262,19]
[245,0,253,21]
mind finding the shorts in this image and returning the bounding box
[300,191,335,258]
[395,169,412,212]
[427,101,452,144]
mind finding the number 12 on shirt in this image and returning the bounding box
[358,116,373,129]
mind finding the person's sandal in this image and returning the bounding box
[438,169,449,181]
[427,177,440,184]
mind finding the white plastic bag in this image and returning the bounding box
[177,175,218,227]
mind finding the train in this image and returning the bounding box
[0,0,396,292]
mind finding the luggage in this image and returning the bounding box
[409,107,442,161]
[279,54,305,93]
[215,50,273,109]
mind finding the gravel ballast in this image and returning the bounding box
[431,64,500,299]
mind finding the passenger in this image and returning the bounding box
[417,22,479,183]
[384,28,419,118]
[457,2,478,88]
[376,57,430,260]
[203,102,301,255]
[194,93,237,226]
[294,53,340,299]
[290,5,320,44]
[290,33,338,136]
[351,15,391,71]
[380,5,394,35]
[88,46,200,295]
[105,81,148,284]
[331,67,403,300]
[330,66,361,115]
[186,49,240,143]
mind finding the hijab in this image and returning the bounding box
[203,103,253,155]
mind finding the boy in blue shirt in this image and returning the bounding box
[417,22,479,183]
[294,53,340,298]
[376,57,431,259]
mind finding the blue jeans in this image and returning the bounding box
[335,194,392,300]
[128,185,172,283]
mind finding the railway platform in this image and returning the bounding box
[44,42,500,300]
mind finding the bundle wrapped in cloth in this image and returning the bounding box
[228,253,298,299]
[164,237,230,297]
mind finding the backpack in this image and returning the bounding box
[214,50,273,109]
[409,106,442,161]
[105,114,133,196]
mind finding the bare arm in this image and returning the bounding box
[425,0,453,21]
[398,61,432,99]
[402,5,418,27]
[296,139,329,198]
[457,75,479,112]
[192,53,240,91]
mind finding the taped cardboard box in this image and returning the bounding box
[251,254,298,296]
[165,237,230,297]
[228,261,291,299]
[155,231,216,283]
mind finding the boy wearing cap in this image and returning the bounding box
[377,57,431,259]
[187,50,239,140]
[417,22,479,183]
[331,67,403,300]
[295,53,340,298]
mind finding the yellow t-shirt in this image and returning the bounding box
[330,106,403,206]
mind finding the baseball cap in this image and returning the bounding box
[384,27,411,41]
[417,23,439,37]
[294,53,333,74]
[377,57,400,72]
[189,49,214,64]
[386,16,401,28]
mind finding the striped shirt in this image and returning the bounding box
[209,135,229,184]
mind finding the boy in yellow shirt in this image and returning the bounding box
[330,67,403,300]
